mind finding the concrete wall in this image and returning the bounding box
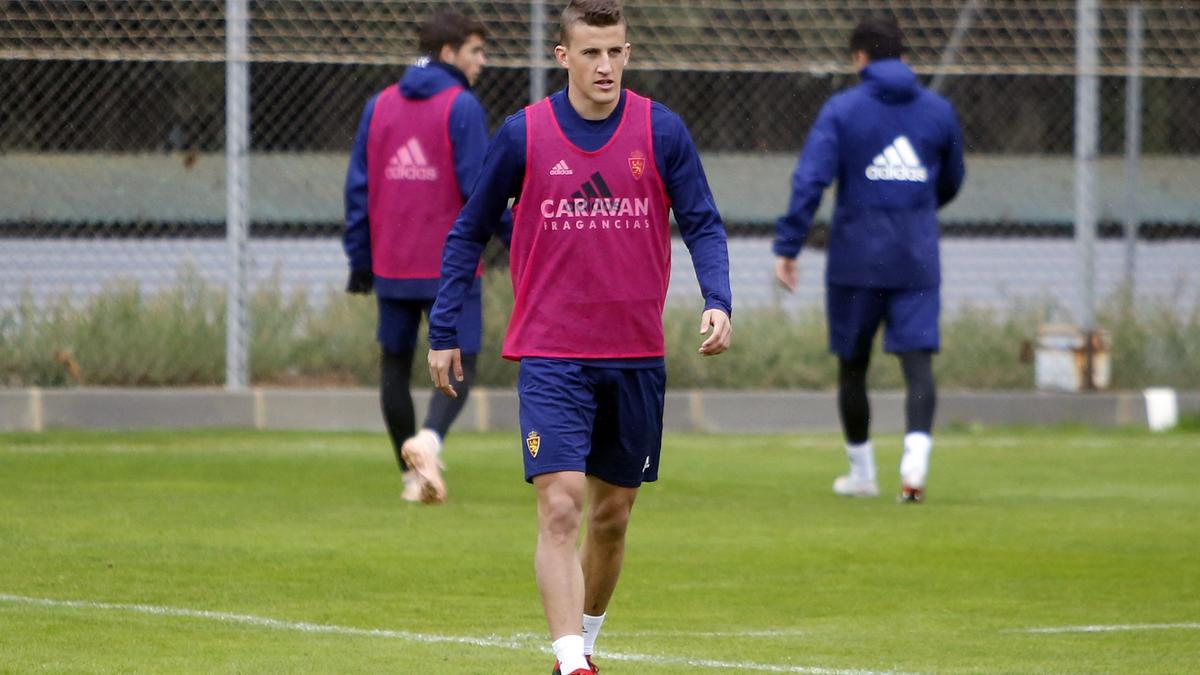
[1,387,1192,433]
[0,390,37,431]
[5,153,1197,225]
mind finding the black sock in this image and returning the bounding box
[380,349,416,472]
[838,354,872,445]
[899,350,937,433]
[423,353,477,438]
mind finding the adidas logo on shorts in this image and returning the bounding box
[865,135,928,182]
[549,160,575,176]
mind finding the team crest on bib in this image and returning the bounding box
[628,150,646,180]
[526,431,541,458]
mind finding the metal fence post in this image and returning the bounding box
[1074,0,1099,333]
[530,0,548,104]
[225,0,250,390]
[1124,3,1143,294]
[930,0,980,94]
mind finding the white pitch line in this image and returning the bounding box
[0,593,525,649]
[0,593,904,675]
[505,628,807,641]
[1016,622,1200,635]
[598,650,904,674]
[608,628,809,638]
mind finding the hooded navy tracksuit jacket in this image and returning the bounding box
[774,59,966,290]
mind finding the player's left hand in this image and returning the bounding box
[345,269,374,295]
[698,308,732,356]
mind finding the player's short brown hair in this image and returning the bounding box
[418,9,486,58]
[559,0,626,45]
[849,15,905,61]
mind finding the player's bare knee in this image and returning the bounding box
[538,493,583,541]
[588,499,634,543]
[588,504,633,540]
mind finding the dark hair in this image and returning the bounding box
[418,10,486,58]
[559,0,626,45]
[849,16,905,61]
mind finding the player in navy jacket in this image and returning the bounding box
[342,10,492,504]
[774,16,965,503]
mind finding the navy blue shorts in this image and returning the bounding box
[827,284,940,360]
[518,358,666,488]
[376,293,482,356]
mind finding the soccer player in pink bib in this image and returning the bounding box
[343,11,496,505]
[427,2,732,671]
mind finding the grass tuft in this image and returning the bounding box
[2,273,1197,390]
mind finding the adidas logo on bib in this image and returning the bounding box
[549,160,574,176]
[865,135,927,182]
[386,138,438,181]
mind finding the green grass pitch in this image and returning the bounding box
[1,427,1198,673]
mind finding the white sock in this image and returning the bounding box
[417,428,443,456]
[845,441,876,482]
[900,432,932,487]
[582,612,606,656]
[552,634,587,673]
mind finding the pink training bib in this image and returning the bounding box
[504,91,673,360]
[366,85,473,280]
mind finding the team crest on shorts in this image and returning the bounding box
[526,431,541,458]
[628,150,646,180]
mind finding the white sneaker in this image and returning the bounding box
[400,471,423,503]
[832,474,879,498]
[400,432,446,504]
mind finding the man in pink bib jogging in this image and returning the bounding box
[427,2,733,671]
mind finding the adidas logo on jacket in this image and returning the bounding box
[865,135,927,182]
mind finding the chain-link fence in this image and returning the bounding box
[2,1,1198,389]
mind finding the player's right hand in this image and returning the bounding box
[428,348,464,398]
[345,269,374,295]
[774,256,798,293]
